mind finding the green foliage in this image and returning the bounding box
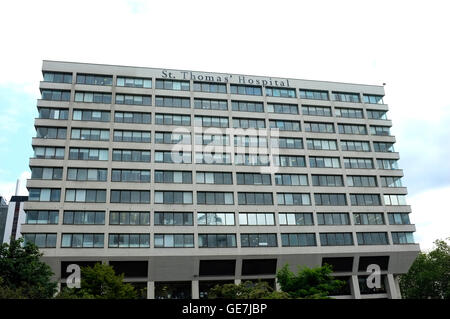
[208,280,289,299]
[56,263,138,299]
[276,264,345,299]
[399,238,450,299]
[0,238,57,299]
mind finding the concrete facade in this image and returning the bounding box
[22,60,420,299]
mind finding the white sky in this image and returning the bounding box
[0,0,449,250]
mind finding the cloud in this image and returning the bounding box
[409,185,450,252]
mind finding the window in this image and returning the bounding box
[363,94,384,104]
[239,213,275,226]
[232,101,264,113]
[65,189,106,203]
[309,156,341,168]
[114,111,151,124]
[73,109,110,122]
[61,233,104,248]
[194,98,228,110]
[338,124,367,135]
[271,137,303,149]
[235,135,268,147]
[193,81,227,93]
[233,118,265,129]
[340,140,371,152]
[383,194,407,205]
[388,213,410,225]
[266,87,296,98]
[356,232,389,245]
[197,213,235,226]
[275,174,308,186]
[69,148,108,161]
[41,89,71,101]
[197,134,230,146]
[311,175,344,187]
[110,190,150,204]
[279,213,313,226]
[343,158,373,169]
[43,71,72,83]
[277,193,311,206]
[113,130,150,143]
[156,96,190,108]
[377,159,399,170]
[155,113,191,126]
[335,107,364,118]
[370,126,391,136]
[235,154,270,166]
[273,155,306,167]
[347,175,377,187]
[108,234,150,248]
[281,234,316,247]
[236,173,271,185]
[155,132,191,144]
[195,152,231,165]
[155,79,190,91]
[197,192,234,205]
[350,194,381,206]
[373,142,395,152]
[314,193,347,206]
[155,151,191,164]
[320,233,353,246]
[230,84,262,96]
[33,146,65,159]
[154,191,193,204]
[113,149,151,162]
[380,176,403,187]
[28,188,60,202]
[31,167,63,180]
[155,170,192,184]
[367,109,388,120]
[109,212,150,225]
[195,116,229,128]
[74,91,112,104]
[117,76,152,88]
[238,192,273,205]
[71,128,110,141]
[332,92,360,103]
[198,234,236,248]
[25,211,59,224]
[269,119,300,131]
[154,212,193,226]
[392,232,415,244]
[304,121,334,133]
[317,213,350,225]
[115,94,151,106]
[306,139,338,150]
[38,108,69,120]
[76,74,112,85]
[267,103,298,114]
[354,213,384,225]
[111,169,151,183]
[301,105,331,117]
[240,234,277,247]
[67,168,107,181]
[23,233,57,248]
[63,211,105,225]
[197,172,232,184]
[299,89,329,100]
[154,234,194,248]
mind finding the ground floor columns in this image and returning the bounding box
[350,275,361,299]
[192,280,199,299]
[147,281,154,299]
[386,274,401,299]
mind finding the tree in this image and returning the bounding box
[0,238,57,299]
[276,264,345,299]
[208,280,289,299]
[399,238,450,299]
[56,263,138,299]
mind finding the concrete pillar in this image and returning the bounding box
[394,275,402,299]
[350,275,361,299]
[275,280,281,291]
[386,274,400,299]
[192,280,199,299]
[147,281,155,299]
[234,279,241,285]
